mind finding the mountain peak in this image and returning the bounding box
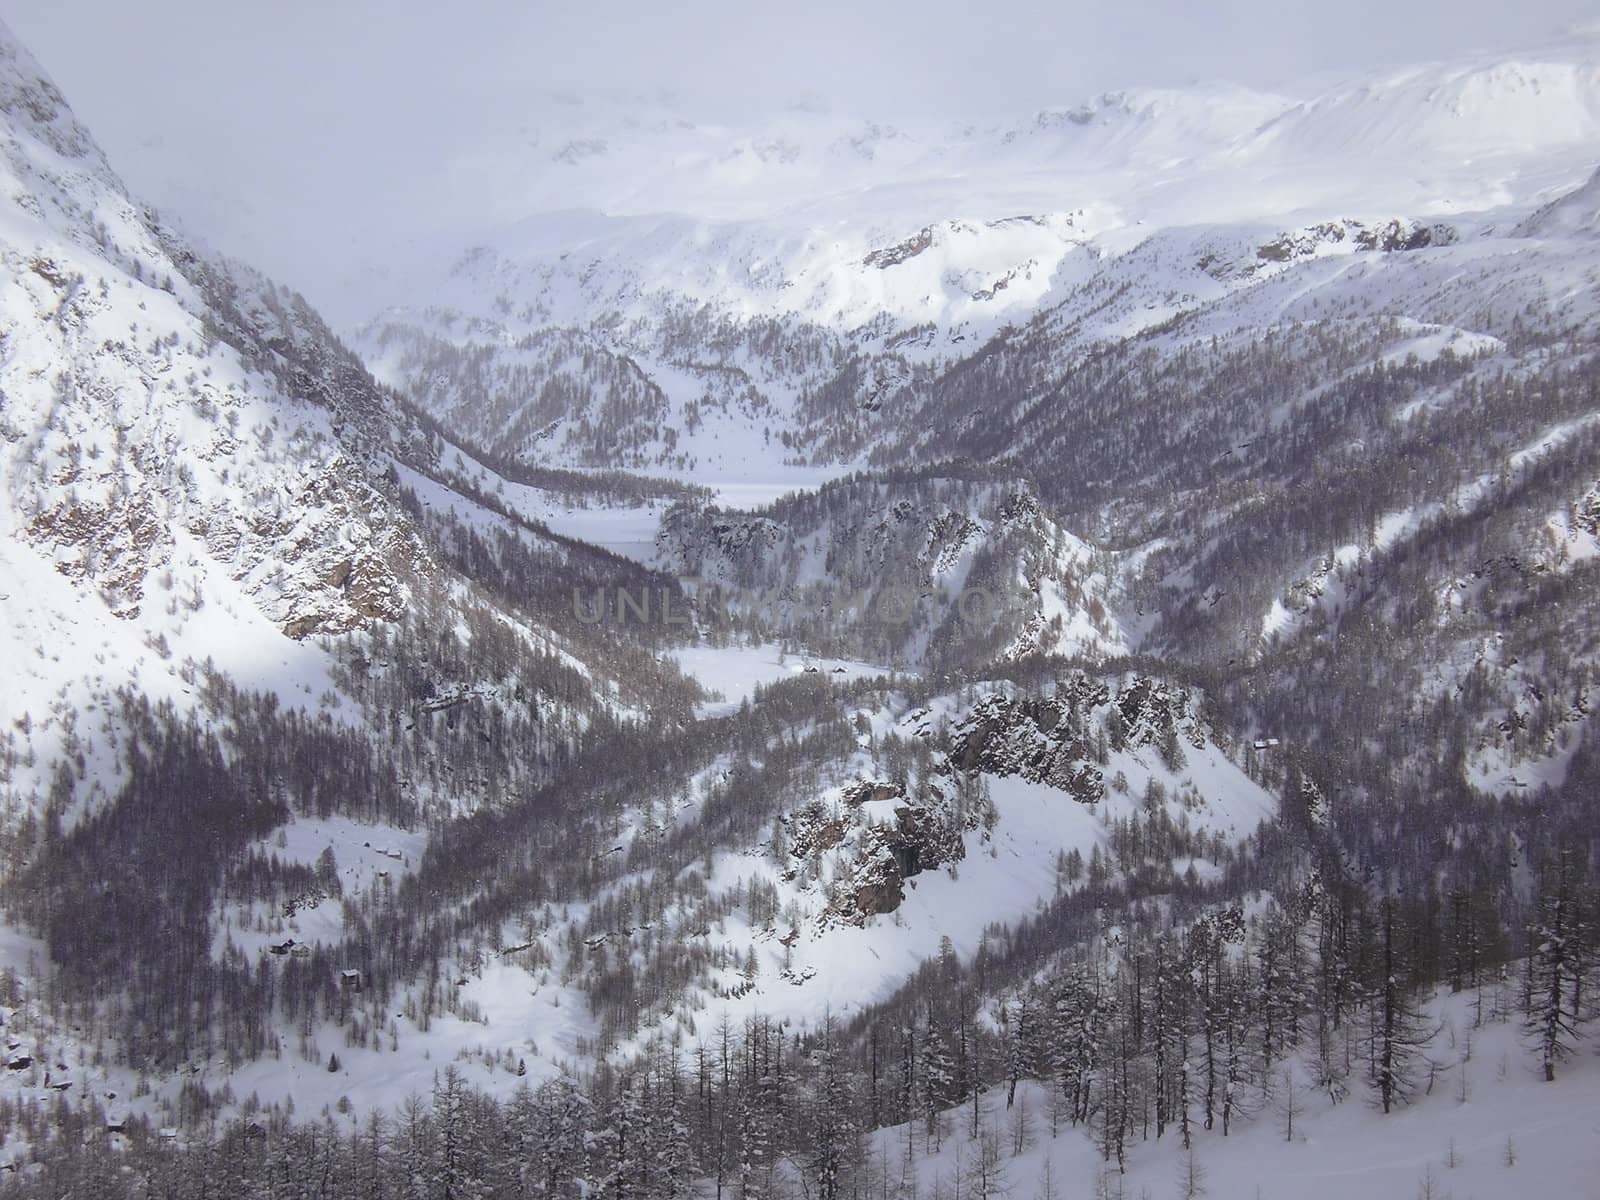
[0,15,116,180]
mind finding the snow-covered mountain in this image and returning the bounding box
[3,15,1600,1199]
[353,32,1600,476]
[0,14,704,795]
[0,18,488,621]
[0,12,708,1067]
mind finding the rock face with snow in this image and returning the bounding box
[1246,217,1458,272]
[1574,481,1600,535]
[765,670,1267,940]
[949,687,1110,803]
[822,776,969,923]
[0,24,436,637]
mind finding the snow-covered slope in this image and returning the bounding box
[0,12,701,808]
[364,667,1277,1074]
[0,27,809,1162]
[1516,164,1600,237]
[0,30,422,637]
[1248,52,1600,163]
[864,985,1600,1200]
[0,16,451,846]
[0,13,709,1082]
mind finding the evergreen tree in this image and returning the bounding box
[1523,856,1592,1082]
[1366,900,1435,1114]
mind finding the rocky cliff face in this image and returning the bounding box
[1248,217,1457,273]
[780,774,976,927]
[948,684,1110,803]
[835,777,971,921]
[1574,483,1600,537]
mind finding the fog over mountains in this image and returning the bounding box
[1,10,1599,1199]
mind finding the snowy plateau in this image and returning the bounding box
[0,12,1598,1200]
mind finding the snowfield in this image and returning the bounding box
[668,642,893,717]
[861,986,1600,1200]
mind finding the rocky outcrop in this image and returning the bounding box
[1251,218,1457,271]
[781,801,849,863]
[841,778,906,807]
[28,493,162,616]
[1115,675,1205,751]
[948,683,1109,802]
[777,774,973,927]
[226,460,419,639]
[828,784,968,924]
[864,226,934,269]
[1352,219,1457,253]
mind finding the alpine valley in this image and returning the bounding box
[1,14,1600,1200]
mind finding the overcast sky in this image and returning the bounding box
[6,0,1596,319]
